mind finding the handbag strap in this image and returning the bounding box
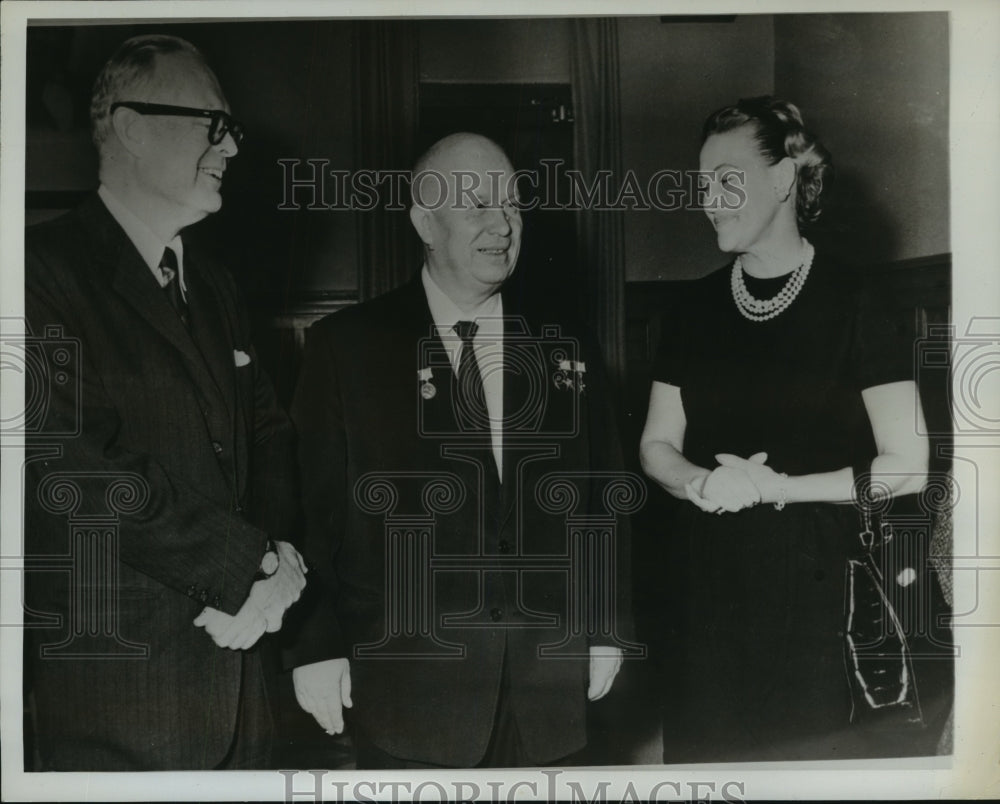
[853,462,895,554]
[853,463,876,552]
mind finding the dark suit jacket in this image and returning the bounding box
[290,275,634,766]
[23,195,294,770]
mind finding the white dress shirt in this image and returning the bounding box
[98,185,187,300]
[421,266,504,477]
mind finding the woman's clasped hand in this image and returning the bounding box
[685,451,783,513]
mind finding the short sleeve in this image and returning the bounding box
[849,276,916,390]
[651,281,696,388]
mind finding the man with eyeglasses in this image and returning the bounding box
[24,34,303,770]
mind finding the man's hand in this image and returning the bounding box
[193,604,266,650]
[587,645,623,701]
[250,540,308,631]
[193,540,308,649]
[293,658,353,735]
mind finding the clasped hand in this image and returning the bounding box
[685,452,781,514]
[193,540,307,650]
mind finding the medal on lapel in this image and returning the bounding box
[418,367,436,399]
[554,358,587,394]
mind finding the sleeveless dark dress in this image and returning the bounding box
[652,252,913,762]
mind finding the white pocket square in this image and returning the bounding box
[234,349,251,367]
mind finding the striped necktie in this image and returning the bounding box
[159,247,189,329]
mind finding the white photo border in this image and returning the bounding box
[2,0,998,800]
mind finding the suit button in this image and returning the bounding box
[490,608,503,622]
[212,441,223,455]
[498,540,511,554]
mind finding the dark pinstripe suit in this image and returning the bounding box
[23,195,294,770]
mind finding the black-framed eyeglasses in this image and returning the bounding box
[111,101,245,147]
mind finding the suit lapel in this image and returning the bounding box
[400,275,497,526]
[498,301,534,520]
[497,299,573,530]
[418,328,456,440]
[110,245,226,397]
[185,255,237,426]
[83,196,231,419]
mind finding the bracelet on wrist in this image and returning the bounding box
[773,473,789,511]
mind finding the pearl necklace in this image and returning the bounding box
[730,239,815,322]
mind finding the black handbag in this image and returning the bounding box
[843,470,954,751]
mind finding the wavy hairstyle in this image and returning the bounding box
[702,96,832,226]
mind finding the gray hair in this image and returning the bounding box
[89,34,206,150]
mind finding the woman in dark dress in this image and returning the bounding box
[639,96,930,761]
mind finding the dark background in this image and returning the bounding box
[26,15,949,287]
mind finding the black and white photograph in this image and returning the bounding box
[1,0,997,800]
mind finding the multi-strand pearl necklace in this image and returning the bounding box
[730,239,815,322]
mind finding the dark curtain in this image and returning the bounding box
[352,21,420,301]
[571,18,627,388]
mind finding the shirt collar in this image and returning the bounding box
[421,265,503,337]
[98,184,186,295]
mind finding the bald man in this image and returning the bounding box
[24,35,303,770]
[288,133,634,768]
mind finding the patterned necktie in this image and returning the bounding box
[453,320,489,431]
[159,247,189,329]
